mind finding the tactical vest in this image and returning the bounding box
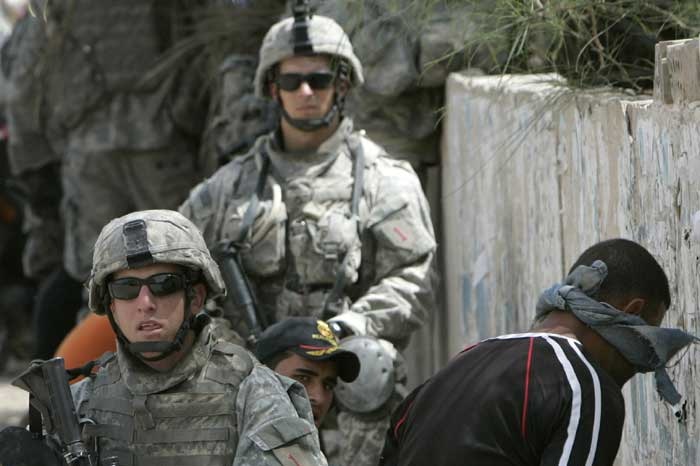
[243,131,385,322]
[45,0,171,129]
[81,338,253,466]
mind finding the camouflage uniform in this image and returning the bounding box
[72,209,328,466]
[180,119,435,342]
[3,0,208,281]
[71,328,327,466]
[179,11,437,465]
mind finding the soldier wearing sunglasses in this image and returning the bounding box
[180,3,437,466]
[16,210,328,466]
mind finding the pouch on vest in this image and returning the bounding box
[289,205,361,286]
[221,188,287,277]
[274,288,351,320]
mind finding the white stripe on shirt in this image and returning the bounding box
[567,339,602,466]
[492,332,581,346]
[543,335,582,466]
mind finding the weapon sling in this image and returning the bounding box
[322,135,365,319]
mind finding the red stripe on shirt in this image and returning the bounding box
[393,400,415,439]
[459,342,479,354]
[521,337,535,438]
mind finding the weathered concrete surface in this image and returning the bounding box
[442,73,565,353]
[0,377,27,429]
[442,71,700,464]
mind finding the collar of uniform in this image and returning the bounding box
[265,118,354,181]
[116,330,209,396]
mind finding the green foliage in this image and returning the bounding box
[340,0,700,91]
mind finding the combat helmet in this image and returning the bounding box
[88,209,226,361]
[254,0,364,131]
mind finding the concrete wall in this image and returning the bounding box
[441,40,700,464]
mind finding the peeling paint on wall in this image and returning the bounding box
[442,70,700,464]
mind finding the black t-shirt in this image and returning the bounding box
[382,333,625,466]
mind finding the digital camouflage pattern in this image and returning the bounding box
[180,118,436,348]
[2,0,209,281]
[87,209,226,316]
[180,8,436,464]
[180,117,436,466]
[71,327,328,466]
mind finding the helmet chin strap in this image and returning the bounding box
[103,287,203,363]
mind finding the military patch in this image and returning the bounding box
[272,444,318,466]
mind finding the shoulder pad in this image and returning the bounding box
[348,131,385,166]
[231,149,257,168]
[188,181,214,212]
[99,351,117,365]
[381,156,417,174]
[91,353,121,388]
[210,340,255,376]
[221,147,264,184]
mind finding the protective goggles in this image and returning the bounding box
[108,273,187,300]
[276,72,335,91]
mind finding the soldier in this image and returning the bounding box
[179,2,437,464]
[0,209,328,466]
[2,1,211,357]
[4,2,213,278]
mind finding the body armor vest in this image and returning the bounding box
[247,132,384,322]
[45,0,170,129]
[81,336,253,466]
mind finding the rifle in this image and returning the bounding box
[216,243,268,345]
[216,152,271,346]
[11,358,99,465]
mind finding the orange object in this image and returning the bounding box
[55,313,116,382]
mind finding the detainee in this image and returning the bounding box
[381,238,696,466]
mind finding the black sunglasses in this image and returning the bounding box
[108,273,187,300]
[276,72,335,91]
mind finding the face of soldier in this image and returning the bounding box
[271,55,346,122]
[274,353,339,427]
[109,263,205,360]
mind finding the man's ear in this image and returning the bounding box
[269,81,278,100]
[621,298,646,317]
[189,283,207,314]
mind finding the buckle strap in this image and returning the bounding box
[90,396,133,415]
[133,395,155,430]
[83,423,132,442]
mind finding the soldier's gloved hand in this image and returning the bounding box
[328,309,370,338]
[329,320,353,340]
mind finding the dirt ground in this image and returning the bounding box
[0,357,29,429]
